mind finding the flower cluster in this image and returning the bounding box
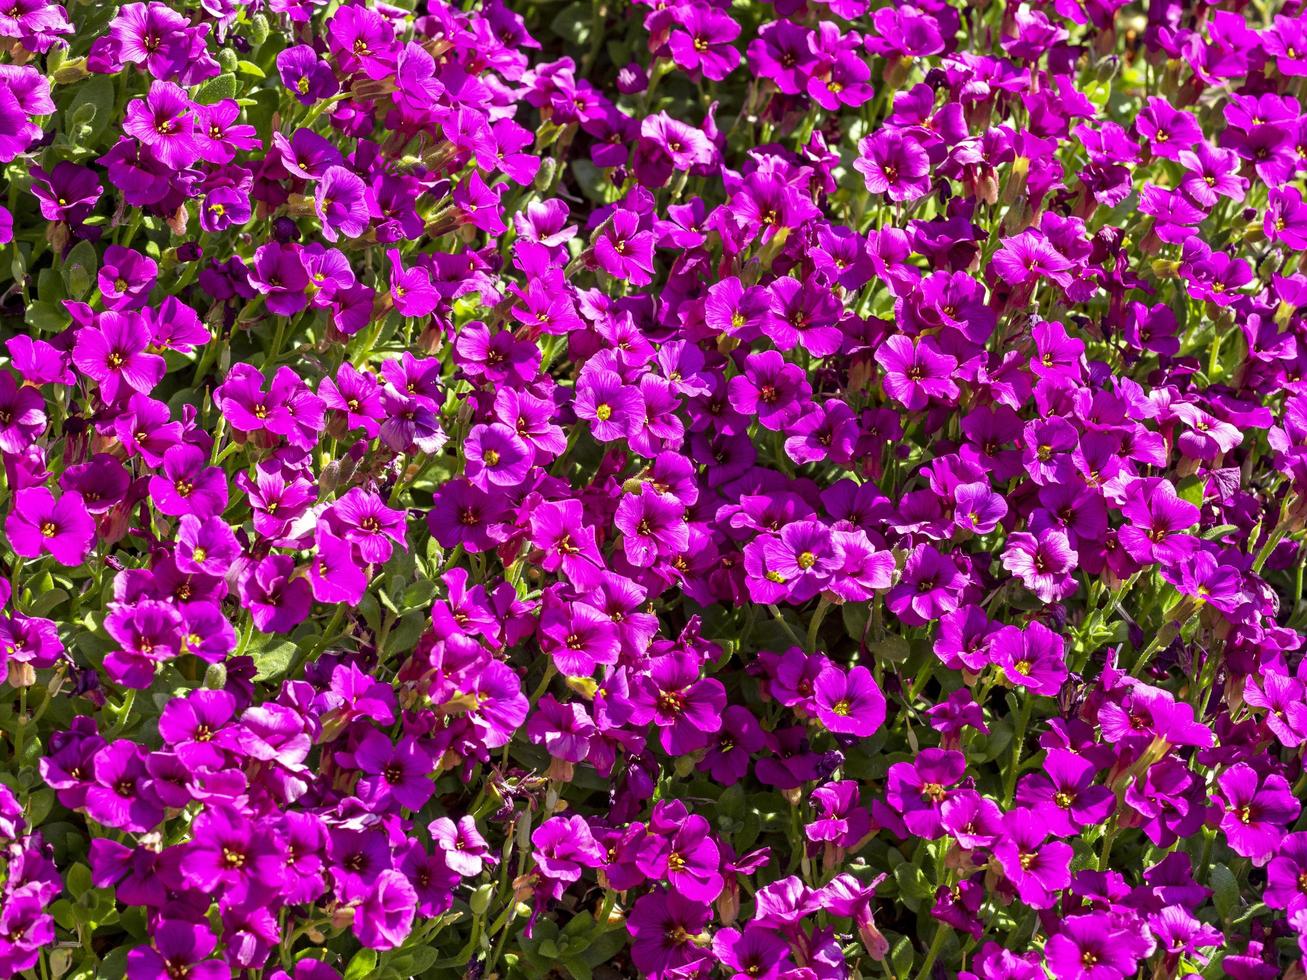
[1,0,1307,978]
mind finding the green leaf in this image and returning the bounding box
[344,950,378,980]
[24,300,69,333]
[65,75,115,145]
[384,610,426,656]
[249,637,297,682]
[50,898,78,931]
[66,862,93,899]
[1177,476,1205,508]
[890,935,915,978]
[194,73,237,104]
[26,788,55,826]
[841,601,870,643]
[893,862,932,905]
[1202,523,1239,541]
[550,2,591,44]
[869,636,910,664]
[63,240,98,299]
[29,587,70,617]
[358,592,382,636]
[577,926,628,967]
[236,60,266,78]
[1210,863,1239,921]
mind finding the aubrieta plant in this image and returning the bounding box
[1,0,1307,977]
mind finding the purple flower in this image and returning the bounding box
[887,544,964,626]
[636,651,726,755]
[465,422,533,490]
[639,809,723,901]
[309,529,367,606]
[353,729,435,812]
[1118,478,1199,566]
[315,165,371,242]
[174,514,239,577]
[327,487,406,564]
[532,814,605,884]
[182,805,284,900]
[84,741,164,832]
[886,748,966,838]
[250,243,311,316]
[0,371,45,453]
[149,444,228,520]
[712,924,792,980]
[1044,913,1147,980]
[428,816,493,878]
[277,44,338,104]
[993,807,1073,909]
[30,161,102,225]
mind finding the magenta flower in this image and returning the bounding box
[174,514,239,577]
[0,372,46,454]
[1000,529,1078,603]
[993,807,1072,909]
[855,130,931,201]
[991,621,1068,697]
[122,80,198,169]
[628,890,713,978]
[327,487,406,564]
[667,4,741,81]
[1118,477,1199,565]
[1044,913,1147,980]
[1015,749,1114,837]
[428,816,493,878]
[72,312,166,403]
[315,165,371,242]
[6,488,94,566]
[126,921,228,980]
[712,924,792,980]
[636,652,726,755]
[239,555,312,634]
[813,665,886,738]
[353,730,435,812]
[1213,763,1301,866]
[615,484,688,568]
[887,544,965,626]
[532,814,605,884]
[594,209,656,285]
[354,870,417,950]
[309,529,367,606]
[538,597,619,677]
[886,748,966,838]
[875,335,959,410]
[638,810,723,901]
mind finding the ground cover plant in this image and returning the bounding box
[0,0,1305,976]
